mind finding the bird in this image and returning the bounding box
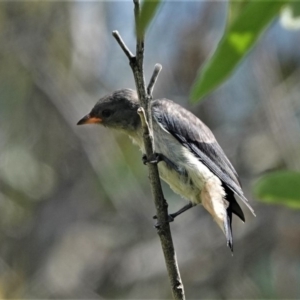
[77,89,255,251]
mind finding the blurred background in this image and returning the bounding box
[0,1,300,299]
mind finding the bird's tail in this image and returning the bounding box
[223,185,246,252]
[223,205,233,252]
[201,178,235,252]
[201,180,246,253]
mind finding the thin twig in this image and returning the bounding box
[112,1,185,299]
[133,0,146,110]
[112,31,134,61]
[147,64,162,97]
[133,0,142,49]
[137,107,149,131]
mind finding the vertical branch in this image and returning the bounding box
[132,0,152,129]
[112,1,185,299]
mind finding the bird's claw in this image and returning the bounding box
[153,214,175,228]
[142,153,161,165]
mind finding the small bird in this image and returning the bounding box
[77,89,255,251]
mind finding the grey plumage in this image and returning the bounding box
[77,89,255,251]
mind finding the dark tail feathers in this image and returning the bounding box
[223,185,246,253]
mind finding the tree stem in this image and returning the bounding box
[112,1,185,299]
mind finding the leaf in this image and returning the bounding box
[136,0,161,39]
[254,171,300,209]
[289,0,300,17]
[227,0,250,27]
[190,1,290,103]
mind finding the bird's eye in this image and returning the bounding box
[102,109,112,118]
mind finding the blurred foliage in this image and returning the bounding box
[190,1,289,102]
[136,0,162,39]
[288,0,300,17]
[227,0,250,26]
[254,171,300,209]
[0,1,300,299]
[280,1,300,30]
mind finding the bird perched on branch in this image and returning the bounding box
[77,89,255,251]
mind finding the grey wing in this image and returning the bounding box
[152,99,255,215]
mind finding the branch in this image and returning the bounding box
[112,31,134,61]
[147,64,162,97]
[112,2,185,299]
[137,107,150,132]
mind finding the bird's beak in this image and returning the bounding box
[77,114,102,125]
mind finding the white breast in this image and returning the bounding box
[127,122,228,232]
[128,121,223,203]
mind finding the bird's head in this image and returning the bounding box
[77,89,141,131]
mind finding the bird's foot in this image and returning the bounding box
[153,214,175,228]
[142,153,162,165]
[152,201,195,228]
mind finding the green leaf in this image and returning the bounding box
[289,0,300,17]
[136,0,161,39]
[190,1,290,103]
[227,0,250,27]
[254,171,300,209]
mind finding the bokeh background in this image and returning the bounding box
[1,1,300,299]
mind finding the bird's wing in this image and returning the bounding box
[152,99,255,215]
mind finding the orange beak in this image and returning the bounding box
[77,114,102,125]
